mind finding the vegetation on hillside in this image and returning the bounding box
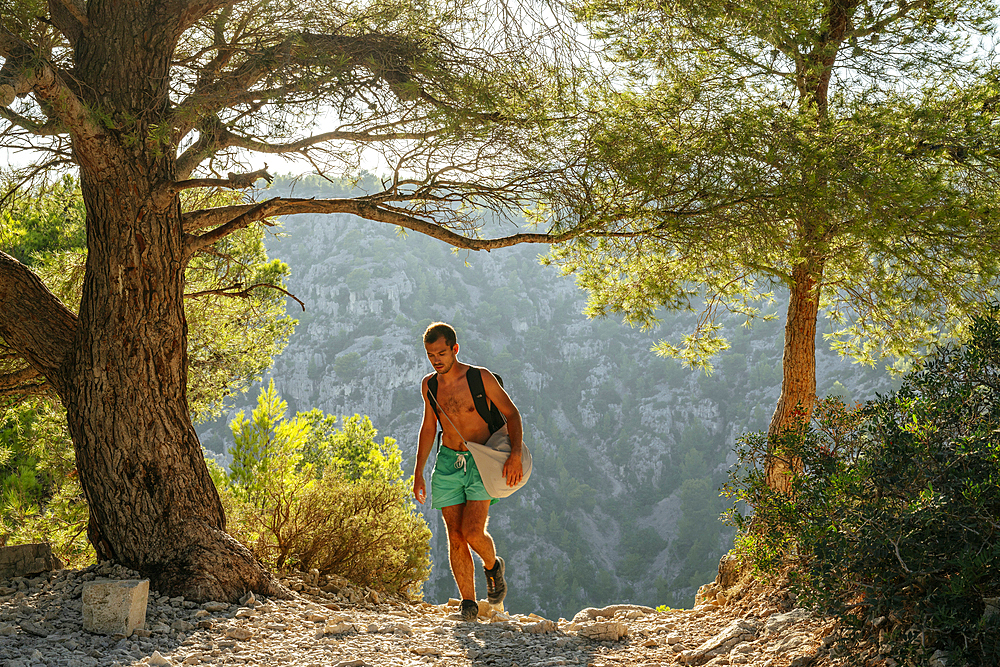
[725,311,1000,666]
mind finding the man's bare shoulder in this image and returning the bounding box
[471,365,500,384]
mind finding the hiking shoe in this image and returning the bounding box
[485,556,506,605]
[460,599,479,622]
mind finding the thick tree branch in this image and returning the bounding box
[0,365,52,397]
[170,29,498,143]
[168,166,274,199]
[848,0,930,41]
[0,106,65,135]
[0,382,52,398]
[173,116,444,178]
[182,197,585,251]
[0,365,40,388]
[0,251,77,395]
[47,0,88,45]
[0,28,111,171]
[183,198,276,261]
[225,126,447,154]
[175,0,244,35]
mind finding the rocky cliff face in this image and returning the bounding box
[198,200,895,621]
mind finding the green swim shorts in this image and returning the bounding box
[431,446,498,509]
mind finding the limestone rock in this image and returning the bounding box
[678,619,761,665]
[225,627,253,640]
[148,651,173,666]
[318,621,356,635]
[578,620,628,641]
[716,553,740,589]
[765,608,811,634]
[570,604,654,624]
[983,597,998,623]
[0,543,63,580]
[81,579,149,637]
[929,649,949,667]
[522,619,558,634]
[695,582,720,607]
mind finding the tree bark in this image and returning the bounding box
[765,259,824,494]
[19,3,285,602]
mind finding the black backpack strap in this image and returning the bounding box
[426,374,440,420]
[467,366,506,435]
[426,374,442,451]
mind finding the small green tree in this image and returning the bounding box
[228,380,311,509]
[218,383,430,596]
[553,0,1000,492]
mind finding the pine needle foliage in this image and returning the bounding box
[0,398,92,568]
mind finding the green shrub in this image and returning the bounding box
[725,311,1000,666]
[216,382,431,598]
[0,399,93,568]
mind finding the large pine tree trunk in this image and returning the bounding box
[42,6,284,601]
[765,259,823,494]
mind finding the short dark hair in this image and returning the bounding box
[423,321,457,347]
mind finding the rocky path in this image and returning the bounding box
[1,563,843,667]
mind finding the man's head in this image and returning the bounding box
[423,321,457,348]
[423,322,459,375]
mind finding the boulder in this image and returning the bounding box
[716,553,741,588]
[82,579,149,636]
[0,543,63,580]
[571,604,654,624]
[694,582,719,606]
[678,619,761,665]
[578,620,628,641]
[983,597,998,623]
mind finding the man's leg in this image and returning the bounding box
[460,499,497,569]
[462,499,506,604]
[441,503,476,601]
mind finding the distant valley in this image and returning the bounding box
[198,180,895,620]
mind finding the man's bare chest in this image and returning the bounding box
[437,382,478,419]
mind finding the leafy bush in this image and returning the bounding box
[725,312,1000,666]
[216,382,431,598]
[222,475,430,596]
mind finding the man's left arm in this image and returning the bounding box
[482,370,524,487]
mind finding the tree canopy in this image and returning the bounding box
[550,0,1000,490]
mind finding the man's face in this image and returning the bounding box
[425,338,459,375]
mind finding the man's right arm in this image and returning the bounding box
[412,375,438,504]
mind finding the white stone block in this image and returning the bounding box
[82,578,149,636]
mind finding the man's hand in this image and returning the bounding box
[503,452,523,488]
[413,474,427,504]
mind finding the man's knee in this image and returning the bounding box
[443,512,467,545]
[447,526,468,547]
[461,515,489,541]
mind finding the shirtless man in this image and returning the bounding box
[412,322,524,622]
